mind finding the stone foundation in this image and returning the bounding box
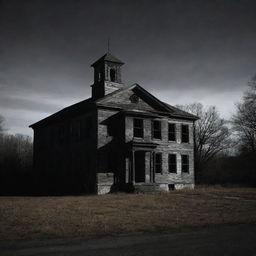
[97,172,114,195]
[97,184,112,195]
[174,183,195,190]
[96,171,195,194]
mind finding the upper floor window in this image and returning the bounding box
[181,124,189,143]
[168,154,177,173]
[152,120,161,139]
[133,118,144,138]
[181,155,189,173]
[155,153,162,173]
[110,69,116,82]
[168,123,176,141]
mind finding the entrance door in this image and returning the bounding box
[135,151,145,182]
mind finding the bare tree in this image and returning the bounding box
[232,76,256,153]
[0,114,6,136]
[177,103,231,182]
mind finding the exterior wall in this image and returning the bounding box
[97,173,114,194]
[33,106,195,194]
[97,108,125,193]
[33,109,97,193]
[125,115,195,189]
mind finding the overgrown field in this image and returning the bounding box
[0,186,256,240]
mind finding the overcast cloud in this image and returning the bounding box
[0,0,256,136]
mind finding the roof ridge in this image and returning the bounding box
[95,84,136,103]
[91,52,124,66]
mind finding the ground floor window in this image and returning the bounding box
[181,155,189,173]
[168,154,177,173]
[155,153,162,173]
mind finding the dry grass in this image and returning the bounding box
[0,186,256,241]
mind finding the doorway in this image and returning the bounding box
[135,151,145,182]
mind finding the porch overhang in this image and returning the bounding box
[126,140,158,151]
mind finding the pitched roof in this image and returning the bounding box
[91,52,124,67]
[161,102,199,120]
[96,83,199,120]
[29,98,94,128]
[30,83,198,128]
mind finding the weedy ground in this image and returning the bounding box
[0,186,255,240]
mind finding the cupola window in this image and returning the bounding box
[110,69,116,82]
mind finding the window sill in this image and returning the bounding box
[133,136,144,140]
[152,138,162,141]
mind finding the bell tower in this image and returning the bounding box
[91,52,124,99]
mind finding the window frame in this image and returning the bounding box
[181,154,189,173]
[168,123,176,141]
[133,118,144,138]
[155,153,162,174]
[168,154,177,173]
[110,68,116,82]
[181,124,189,143]
[152,120,162,140]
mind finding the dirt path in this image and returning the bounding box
[1,224,256,256]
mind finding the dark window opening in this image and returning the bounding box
[152,120,161,139]
[134,118,144,138]
[110,69,116,82]
[168,154,177,173]
[168,184,175,190]
[168,123,176,141]
[98,72,101,82]
[182,155,189,173]
[155,153,162,173]
[181,124,189,143]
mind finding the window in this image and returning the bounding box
[152,120,161,139]
[110,69,116,82]
[181,155,189,173]
[98,72,101,82]
[133,118,144,138]
[168,154,177,173]
[155,153,162,173]
[181,124,189,143]
[168,123,176,141]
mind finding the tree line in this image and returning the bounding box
[177,75,256,185]
[0,76,255,194]
[0,117,34,194]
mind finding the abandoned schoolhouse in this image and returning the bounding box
[30,52,198,194]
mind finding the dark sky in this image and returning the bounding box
[0,0,256,136]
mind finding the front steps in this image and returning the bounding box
[134,183,169,193]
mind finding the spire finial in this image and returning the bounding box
[107,37,110,53]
